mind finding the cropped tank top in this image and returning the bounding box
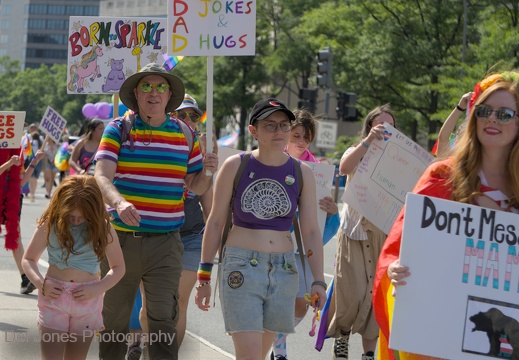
[232,153,300,231]
[47,222,100,275]
[79,146,96,169]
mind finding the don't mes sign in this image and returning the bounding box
[167,0,257,56]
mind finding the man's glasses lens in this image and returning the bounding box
[177,111,201,121]
[475,105,516,124]
[138,83,170,93]
[263,122,291,132]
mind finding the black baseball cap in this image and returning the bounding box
[249,98,295,125]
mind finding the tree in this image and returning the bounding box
[0,61,105,133]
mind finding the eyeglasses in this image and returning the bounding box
[260,121,291,133]
[137,83,170,93]
[475,104,517,124]
[175,111,201,122]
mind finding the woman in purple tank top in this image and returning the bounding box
[69,119,104,175]
[195,98,327,359]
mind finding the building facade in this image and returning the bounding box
[0,0,100,69]
[100,0,166,17]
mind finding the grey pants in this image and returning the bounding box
[99,231,183,360]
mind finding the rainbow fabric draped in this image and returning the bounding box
[373,160,453,360]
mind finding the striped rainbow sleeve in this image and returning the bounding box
[95,120,123,163]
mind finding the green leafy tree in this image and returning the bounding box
[297,1,485,149]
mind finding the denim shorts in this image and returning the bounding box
[219,246,299,334]
[180,232,202,272]
[31,160,43,179]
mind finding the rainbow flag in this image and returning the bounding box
[200,111,207,124]
[21,134,33,157]
[162,54,184,71]
[431,134,456,157]
[430,139,439,156]
[315,278,334,351]
[54,141,71,171]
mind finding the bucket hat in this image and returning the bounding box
[175,94,203,116]
[119,63,185,113]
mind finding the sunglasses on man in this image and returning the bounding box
[137,83,170,93]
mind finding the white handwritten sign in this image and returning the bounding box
[301,161,336,236]
[391,194,519,359]
[343,123,434,234]
[39,107,67,144]
[67,16,168,94]
[167,0,256,56]
[0,112,25,149]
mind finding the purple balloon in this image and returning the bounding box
[96,102,111,119]
[82,103,97,118]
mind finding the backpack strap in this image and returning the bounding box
[291,157,307,291]
[120,113,136,151]
[219,152,251,264]
[212,151,250,306]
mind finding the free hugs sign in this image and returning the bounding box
[39,107,67,143]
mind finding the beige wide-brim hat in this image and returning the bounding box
[119,63,185,113]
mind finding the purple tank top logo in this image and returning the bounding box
[233,154,299,231]
[242,179,291,220]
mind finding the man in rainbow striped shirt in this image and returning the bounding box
[94,63,218,360]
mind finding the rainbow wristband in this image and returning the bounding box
[197,262,213,282]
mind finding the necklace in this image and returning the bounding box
[142,118,153,146]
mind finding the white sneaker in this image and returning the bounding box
[139,344,149,360]
[332,332,349,359]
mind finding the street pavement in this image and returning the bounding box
[0,180,367,359]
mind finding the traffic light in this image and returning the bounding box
[298,88,318,113]
[336,91,357,121]
[317,47,333,88]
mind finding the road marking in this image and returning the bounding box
[185,330,235,359]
